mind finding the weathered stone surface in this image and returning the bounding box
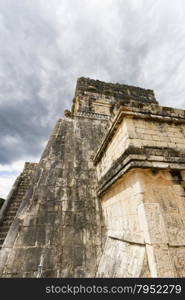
[95,102,185,195]
[95,99,185,277]
[96,167,184,277]
[169,247,185,277]
[96,237,145,277]
[0,199,5,209]
[72,77,157,118]
[0,163,37,250]
[1,77,185,278]
[0,117,107,277]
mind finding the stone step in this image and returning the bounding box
[6,207,18,212]
[3,215,13,221]
[2,220,12,226]
[7,210,17,215]
[9,200,21,204]
[3,220,14,226]
[0,238,5,245]
[13,199,24,203]
[10,200,22,204]
[0,226,9,233]
[6,211,17,217]
[8,206,20,211]
[0,232,7,239]
[7,213,18,218]
[10,202,22,207]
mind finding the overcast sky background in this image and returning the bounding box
[1,0,185,198]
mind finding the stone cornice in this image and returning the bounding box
[94,101,185,165]
[75,77,157,103]
[73,111,110,120]
[97,146,185,196]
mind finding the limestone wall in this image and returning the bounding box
[95,101,185,278]
[96,170,146,277]
[96,114,185,181]
[96,118,130,179]
[97,168,185,277]
[0,199,5,209]
[1,77,185,278]
[141,168,185,277]
[75,77,157,104]
[72,77,157,116]
[0,117,107,277]
[94,102,185,196]
[0,163,38,250]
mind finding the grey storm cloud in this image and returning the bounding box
[1,0,185,164]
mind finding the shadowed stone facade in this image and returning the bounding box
[95,101,185,277]
[0,77,185,277]
[0,199,4,210]
[0,163,38,251]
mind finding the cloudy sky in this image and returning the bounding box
[1,0,185,198]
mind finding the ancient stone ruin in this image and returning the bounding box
[0,77,185,277]
[0,163,38,251]
[0,198,5,210]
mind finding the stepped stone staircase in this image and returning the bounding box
[0,162,37,250]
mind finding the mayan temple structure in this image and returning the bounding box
[0,77,185,277]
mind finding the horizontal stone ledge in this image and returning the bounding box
[168,244,185,248]
[97,146,185,187]
[94,103,185,164]
[76,77,156,102]
[73,111,110,120]
[107,230,145,245]
[99,154,185,181]
[108,233,185,248]
[97,158,185,196]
